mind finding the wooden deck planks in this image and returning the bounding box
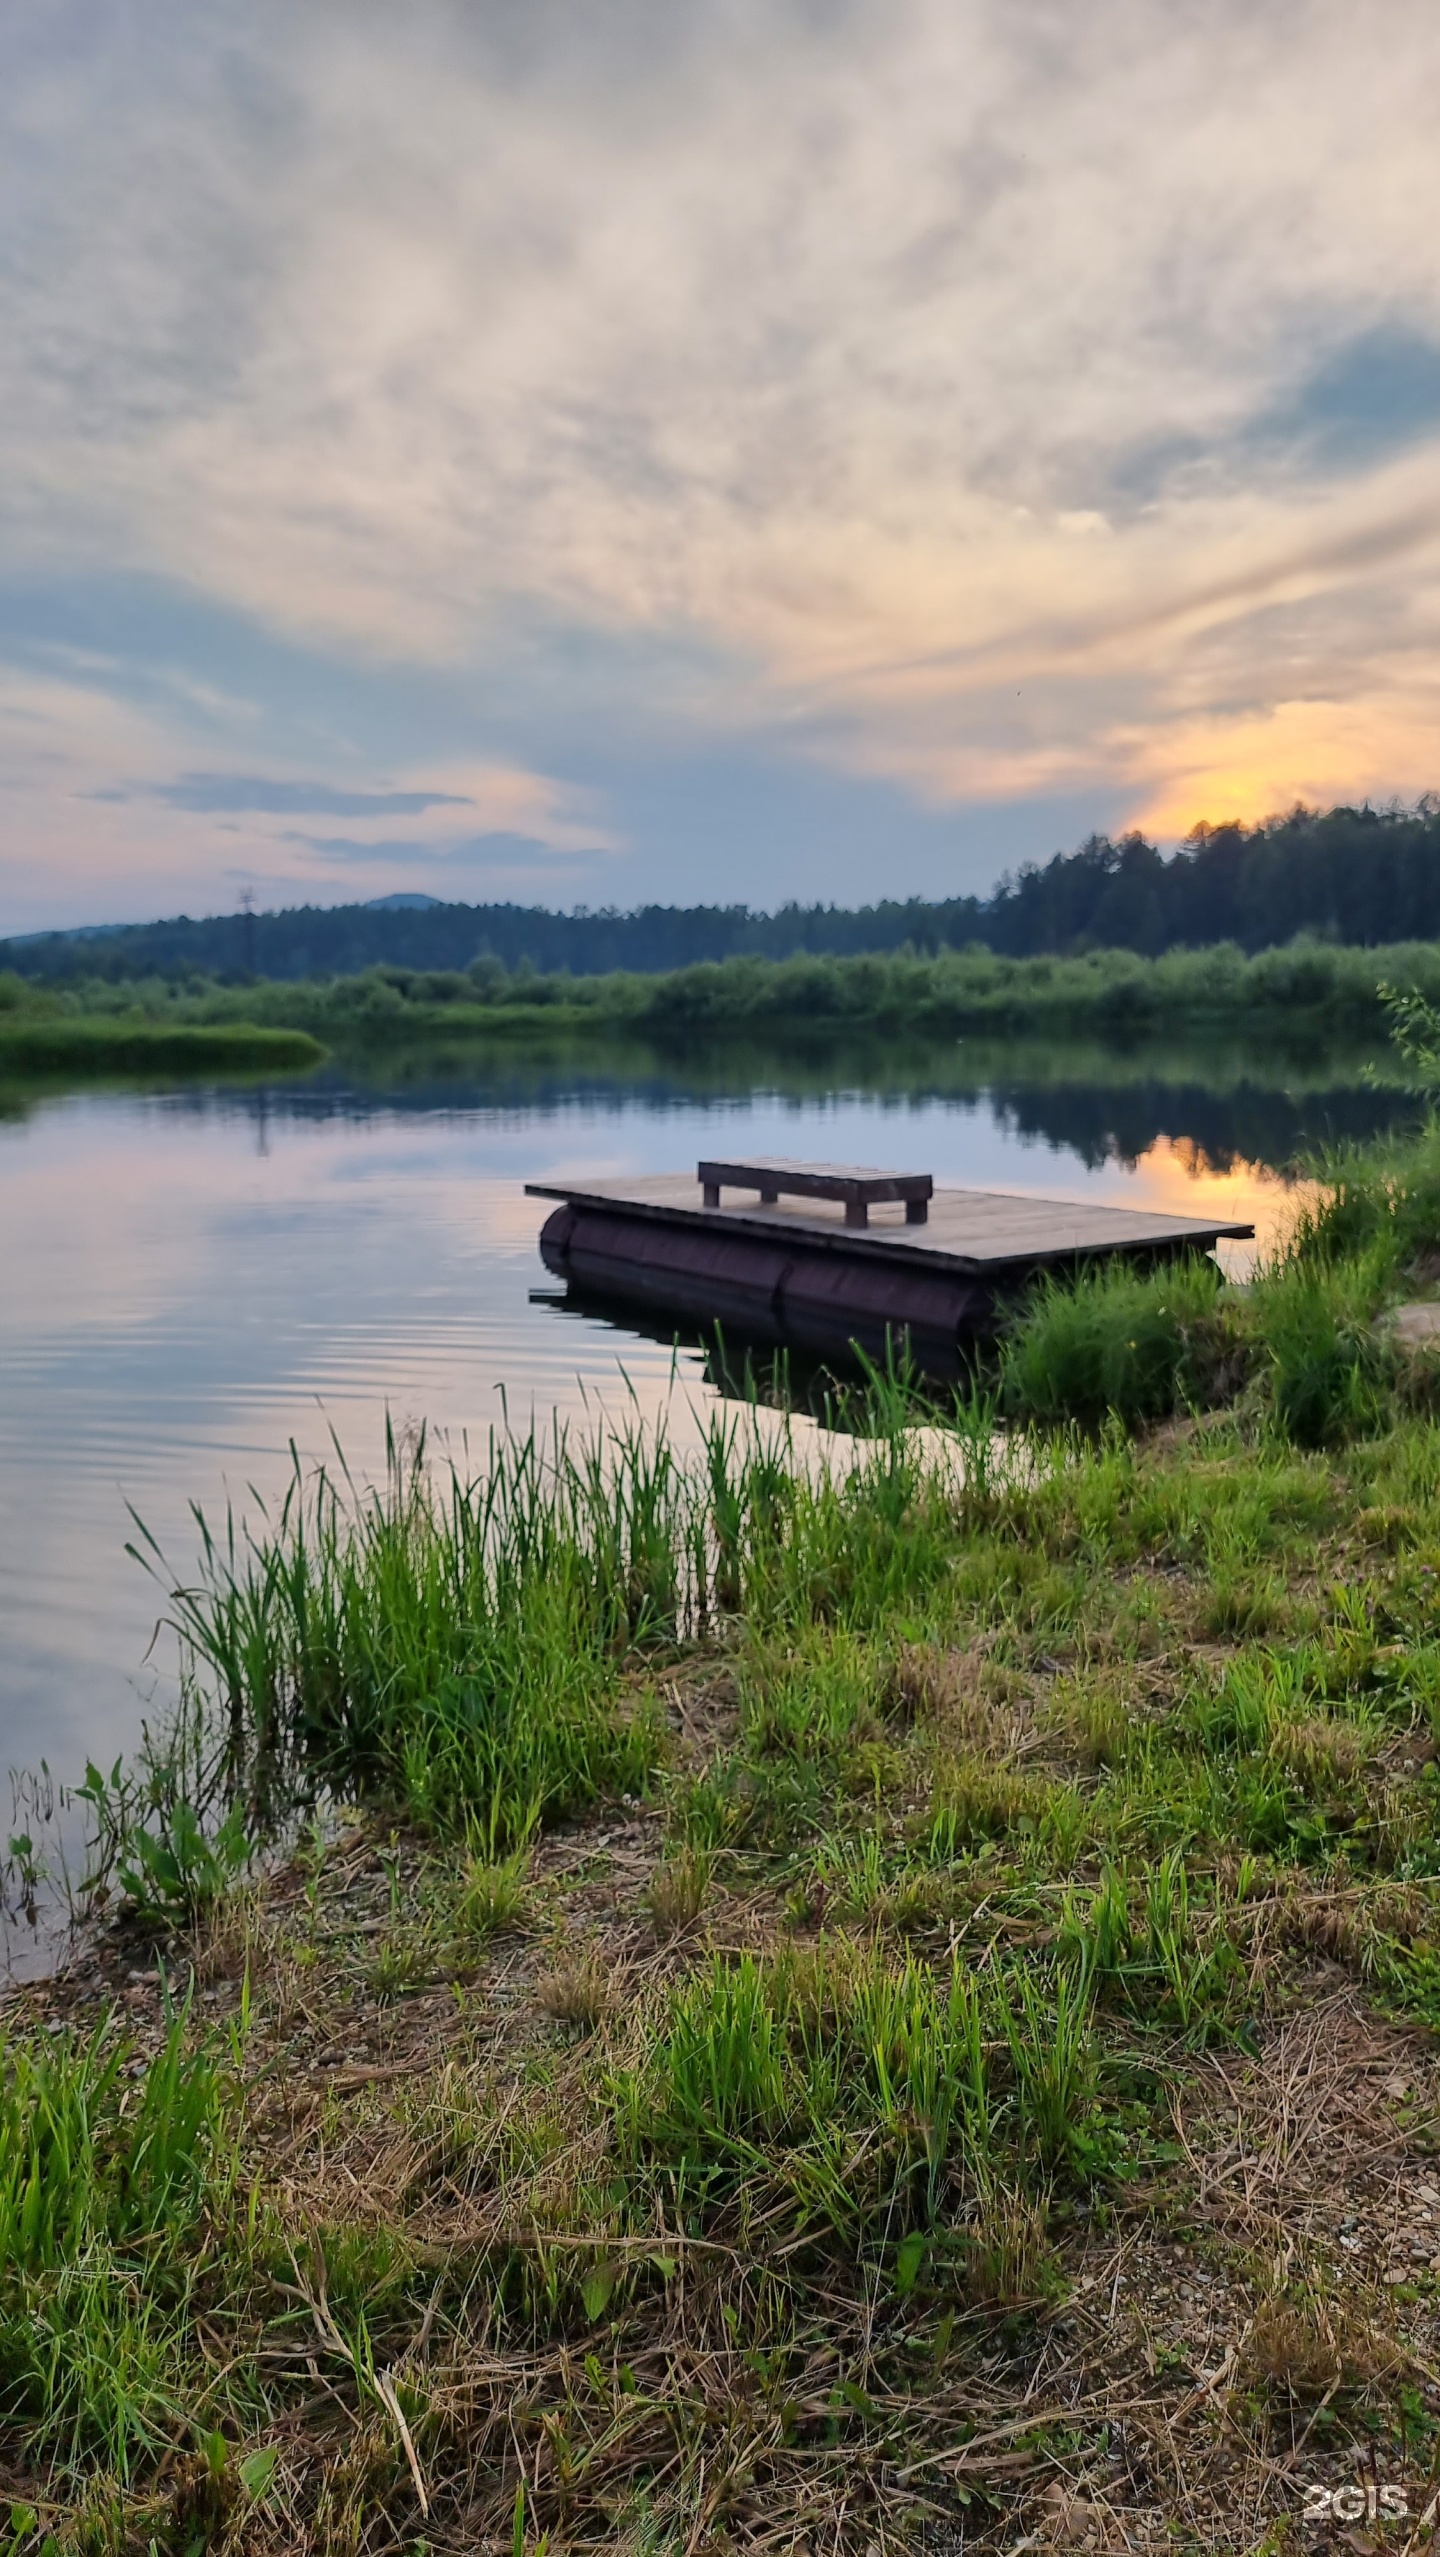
[525,1173,1254,1274]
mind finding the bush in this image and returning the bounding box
[1000,1256,1229,1428]
[1251,1258,1391,1447]
[1297,1122,1440,1277]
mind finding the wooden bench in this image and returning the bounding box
[696,1157,933,1228]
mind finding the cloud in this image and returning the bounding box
[154,774,473,816]
[2,0,1440,921]
[0,647,615,929]
[295,829,582,866]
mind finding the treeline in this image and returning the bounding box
[5,799,1440,982]
[13,934,1440,1048]
[0,892,987,984]
[988,800,1440,954]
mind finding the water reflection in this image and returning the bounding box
[2,1027,1414,1169]
[0,1031,1416,1800]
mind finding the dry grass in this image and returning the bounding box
[1240,2291,1401,2401]
[13,1819,1440,2554]
[17,1401,1440,2548]
[536,1943,616,2032]
[1268,1713,1368,1791]
[889,1639,1038,1763]
[1042,1673,1140,1771]
[646,1847,711,1938]
[963,2185,1056,2309]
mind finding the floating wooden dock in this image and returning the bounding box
[528,1159,1254,1363]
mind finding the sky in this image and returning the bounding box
[2,0,1440,934]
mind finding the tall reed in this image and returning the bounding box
[134,1382,981,1848]
[143,1414,698,1847]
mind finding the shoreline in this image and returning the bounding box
[7,1121,1440,2545]
[0,1018,326,1073]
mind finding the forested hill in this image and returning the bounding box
[6,799,1439,980]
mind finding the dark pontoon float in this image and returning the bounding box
[528,1158,1254,1368]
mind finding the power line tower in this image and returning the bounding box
[238,886,257,979]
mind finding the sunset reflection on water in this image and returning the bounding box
[1108,1135,1321,1275]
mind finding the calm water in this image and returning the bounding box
[0,1039,1409,1803]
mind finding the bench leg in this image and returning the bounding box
[845,1200,868,1227]
[760,1184,778,1203]
[906,1200,928,1223]
[703,1183,720,1208]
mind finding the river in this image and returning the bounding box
[0,1034,1411,1812]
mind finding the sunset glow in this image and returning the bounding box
[2,3,1439,926]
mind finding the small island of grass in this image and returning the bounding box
[0,976,326,1076]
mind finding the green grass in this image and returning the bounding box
[0,2011,237,2478]
[0,1013,324,1073]
[997,1199,1433,1446]
[15,1115,1440,2543]
[998,1254,1229,1428]
[150,1414,694,1847]
[1291,1117,1440,1273]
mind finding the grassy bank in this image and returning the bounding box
[16,1133,1440,2547]
[12,934,1440,1057]
[0,991,324,1077]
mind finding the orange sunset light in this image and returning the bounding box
[1119,1137,1321,1272]
[1131,695,1440,840]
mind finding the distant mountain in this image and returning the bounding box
[3,801,1438,981]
